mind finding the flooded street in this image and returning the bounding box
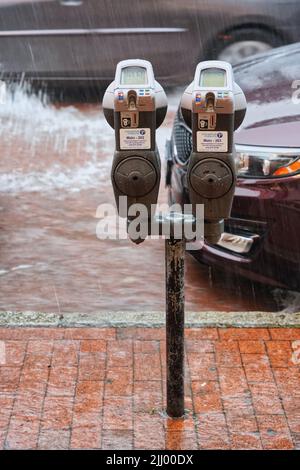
[0,87,286,313]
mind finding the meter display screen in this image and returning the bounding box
[121,66,148,85]
[200,68,227,87]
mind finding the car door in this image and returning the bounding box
[83,0,195,83]
[0,0,217,83]
[0,0,95,78]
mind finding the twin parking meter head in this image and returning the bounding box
[103,59,168,241]
[181,60,247,244]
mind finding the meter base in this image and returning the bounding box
[127,212,198,245]
[204,219,225,244]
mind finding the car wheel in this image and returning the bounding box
[215,28,283,64]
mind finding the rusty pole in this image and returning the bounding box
[165,232,185,418]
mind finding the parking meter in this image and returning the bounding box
[181,60,247,243]
[103,59,167,241]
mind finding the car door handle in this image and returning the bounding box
[59,0,83,6]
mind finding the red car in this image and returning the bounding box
[167,43,300,290]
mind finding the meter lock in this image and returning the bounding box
[121,111,139,128]
[198,113,216,130]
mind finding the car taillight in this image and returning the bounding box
[235,145,300,178]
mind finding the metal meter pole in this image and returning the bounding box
[165,229,185,418]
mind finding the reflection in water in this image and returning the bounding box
[0,86,283,313]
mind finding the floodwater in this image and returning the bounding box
[0,86,293,314]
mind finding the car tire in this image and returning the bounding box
[213,27,283,64]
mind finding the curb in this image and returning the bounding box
[0,310,300,328]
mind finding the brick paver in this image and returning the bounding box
[0,327,299,449]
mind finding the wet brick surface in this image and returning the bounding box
[0,326,299,449]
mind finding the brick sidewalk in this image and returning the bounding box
[0,326,299,450]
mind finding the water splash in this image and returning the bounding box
[0,84,174,194]
[0,161,109,193]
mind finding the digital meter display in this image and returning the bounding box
[200,68,227,87]
[121,66,148,85]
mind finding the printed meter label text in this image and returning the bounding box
[197,131,228,153]
[120,128,151,150]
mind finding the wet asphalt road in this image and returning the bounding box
[0,87,286,314]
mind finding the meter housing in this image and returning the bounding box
[180,60,247,243]
[103,59,167,220]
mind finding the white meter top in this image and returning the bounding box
[115,59,155,89]
[193,60,234,92]
[103,59,167,114]
[181,60,246,120]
